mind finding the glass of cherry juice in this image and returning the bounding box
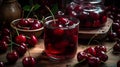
[44,16,79,61]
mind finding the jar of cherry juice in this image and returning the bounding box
[44,16,79,61]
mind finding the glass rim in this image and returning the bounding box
[44,16,80,29]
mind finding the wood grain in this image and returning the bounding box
[0,39,119,67]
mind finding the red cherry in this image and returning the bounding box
[117,60,120,67]
[15,34,26,44]
[92,20,101,27]
[53,28,64,36]
[89,12,99,20]
[113,43,120,52]
[15,43,27,56]
[19,19,29,27]
[88,57,100,67]
[6,51,19,64]
[58,17,68,24]
[84,21,92,28]
[0,61,5,67]
[27,35,38,47]
[22,56,36,67]
[2,28,10,36]
[96,51,108,62]
[30,23,42,30]
[107,32,117,41]
[0,41,8,53]
[84,47,96,56]
[2,36,10,44]
[77,52,88,63]
[102,16,107,23]
[95,45,107,52]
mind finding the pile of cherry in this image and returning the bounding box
[77,45,108,67]
[0,28,38,67]
[105,6,120,67]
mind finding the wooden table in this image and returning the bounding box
[0,39,120,67]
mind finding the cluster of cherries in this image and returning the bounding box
[77,45,108,67]
[14,18,43,30]
[0,28,38,67]
[65,2,107,28]
[105,6,120,67]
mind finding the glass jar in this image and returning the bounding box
[66,0,107,29]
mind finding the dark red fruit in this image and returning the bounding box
[2,28,10,36]
[58,17,68,24]
[15,34,26,44]
[112,23,120,32]
[0,61,5,67]
[6,51,19,64]
[95,45,107,52]
[22,56,36,67]
[107,32,117,41]
[27,35,38,47]
[2,36,10,44]
[117,60,120,67]
[96,51,108,62]
[88,57,100,67]
[15,43,27,56]
[77,52,88,63]
[84,47,96,56]
[19,19,29,27]
[53,28,64,36]
[30,20,43,30]
[89,12,99,20]
[0,41,8,53]
[113,43,120,52]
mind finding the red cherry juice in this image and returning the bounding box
[44,16,79,60]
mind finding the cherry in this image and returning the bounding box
[2,28,10,36]
[92,20,101,27]
[6,51,19,64]
[0,61,5,67]
[89,12,99,20]
[19,19,29,27]
[117,60,120,67]
[77,52,88,63]
[56,11,64,16]
[15,43,27,56]
[53,28,64,36]
[88,57,100,67]
[68,11,78,18]
[101,16,107,23]
[27,35,38,47]
[0,41,8,53]
[112,23,120,32]
[22,56,36,67]
[30,23,42,30]
[15,34,26,44]
[96,51,108,62]
[58,17,68,24]
[95,45,107,52]
[113,43,120,52]
[84,47,96,56]
[107,32,117,41]
[2,36,10,44]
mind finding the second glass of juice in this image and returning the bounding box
[44,16,79,61]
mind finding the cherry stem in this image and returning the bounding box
[87,34,98,45]
[26,6,34,18]
[45,6,56,24]
[15,29,19,36]
[10,33,13,52]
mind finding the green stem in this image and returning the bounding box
[26,6,34,18]
[10,33,13,52]
[45,6,56,24]
[15,29,19,36]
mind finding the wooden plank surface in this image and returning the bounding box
[0,39,120,67]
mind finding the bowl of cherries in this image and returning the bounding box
[10,18,44,37]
